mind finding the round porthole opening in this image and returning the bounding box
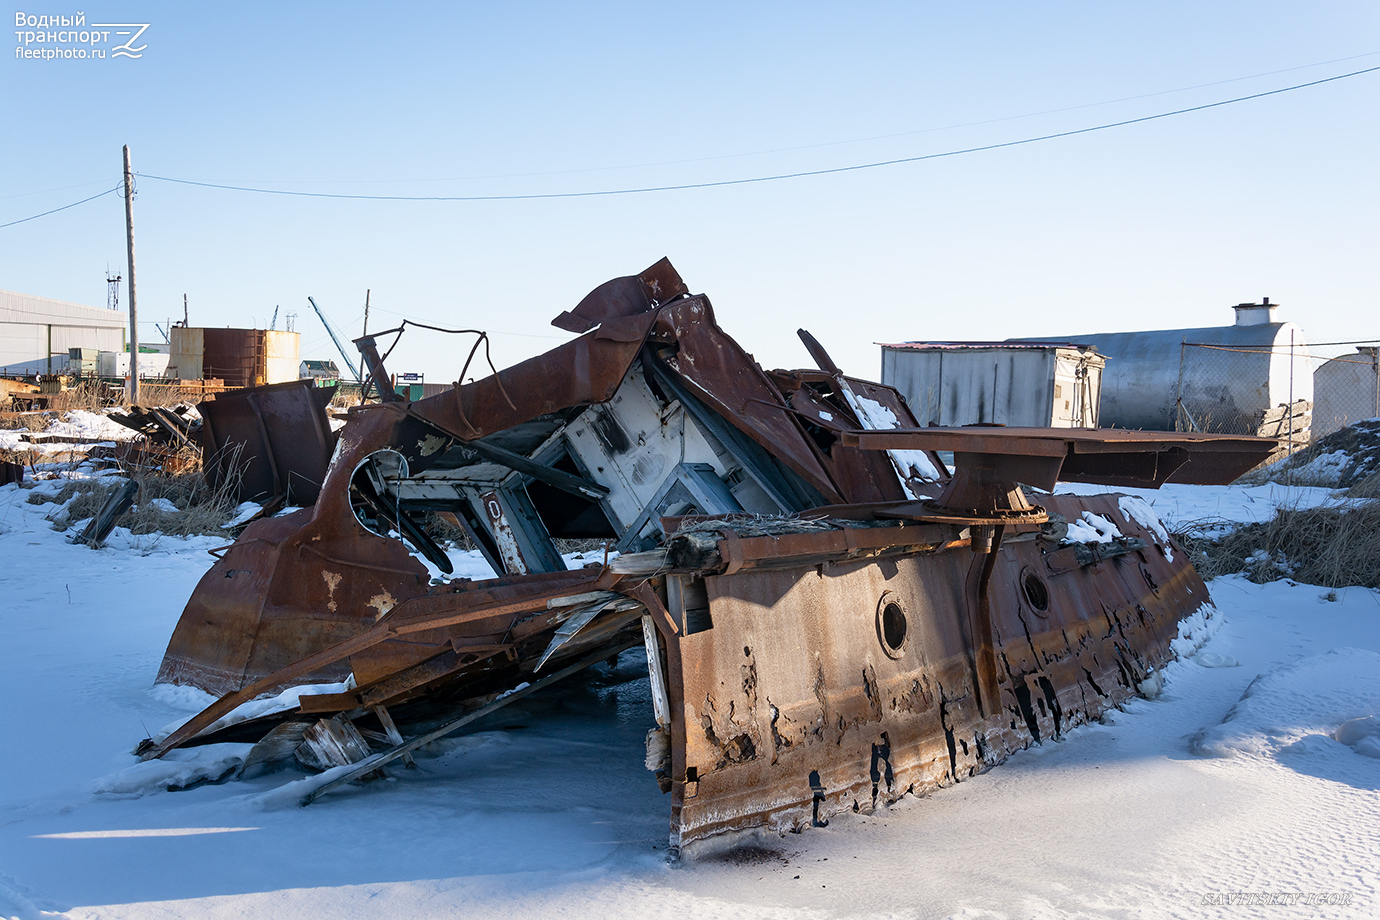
[876,593,908,658]
[1022,572,1050,612]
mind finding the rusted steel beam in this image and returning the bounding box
[354,334,402,402]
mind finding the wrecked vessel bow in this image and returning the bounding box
[149,259,1275,855]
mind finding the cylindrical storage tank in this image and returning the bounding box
[1021,301,1311,433]
[1313,348,1380,437]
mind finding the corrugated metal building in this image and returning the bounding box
[879,341,1106,428]
[0,289,126,374]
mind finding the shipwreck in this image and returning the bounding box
[142,259,1275,855]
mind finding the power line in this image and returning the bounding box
[368,304,569,340]
[0,179,123,202]
[136,65,1380,202]
[134,50,1380,187]
[0,185,121,230]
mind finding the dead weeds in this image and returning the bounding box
[28,459,242,538]
[1177,500,1380,589]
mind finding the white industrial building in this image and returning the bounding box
[0,289,126,375]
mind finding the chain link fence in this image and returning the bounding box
[1173,338,1379,459]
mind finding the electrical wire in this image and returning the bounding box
[132,50,1380,187]
[0,185,122,230]
[136,65,1380,202]
[368,304,568,340]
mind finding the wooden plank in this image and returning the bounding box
[371,704,413,766]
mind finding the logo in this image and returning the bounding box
[13,11,150,61]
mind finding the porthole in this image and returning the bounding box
[1022,569,1050,614]
[876,592,908,659]
[350,449,409,537]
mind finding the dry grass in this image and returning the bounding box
[0,411,55,432]
[329,388,362,409]
[28,457,243,538]
[1177,501,1380,590]
[1346,470,1380,500]
[42,382,116,413]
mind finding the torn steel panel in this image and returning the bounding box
[145,258,1276,859]
[199,379,338,506]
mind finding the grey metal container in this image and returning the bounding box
[880,341,1105,428]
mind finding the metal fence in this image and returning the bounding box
[1174,338,1379,457]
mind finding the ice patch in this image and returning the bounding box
[44,409,140,443]
[844,392,942,482]
[151,680,355,742]
[1285,449,1352,487]
[1172,602,1221,659]
[93,743,253,796]
[149,682,218,711]
[139,497,181,515]
[1064,511,1122,544]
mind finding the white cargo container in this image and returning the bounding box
[98,350,171,378]
[880,342,1105,428]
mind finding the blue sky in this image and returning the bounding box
[3,1,1377,381]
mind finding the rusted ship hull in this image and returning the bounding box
[144,259,1268,857]
[657,493,1197,852]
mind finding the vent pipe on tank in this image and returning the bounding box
[1233,298,1278,326]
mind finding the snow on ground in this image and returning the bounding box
[1,477,1377,920]
[0,411,140,453]
[1056,481,1347,534]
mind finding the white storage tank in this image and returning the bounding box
[1021,300,1311,434]
[1313,348,1379,437]
[880,342,1105,428]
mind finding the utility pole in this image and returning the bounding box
[183,293,188,326]
[122,145,139,403]
[363,289,371,337]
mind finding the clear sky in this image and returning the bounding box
[3,1,1377,383]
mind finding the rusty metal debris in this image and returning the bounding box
[108,405,198,450]
[197,378,338,507]
[143,259,1276,856]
